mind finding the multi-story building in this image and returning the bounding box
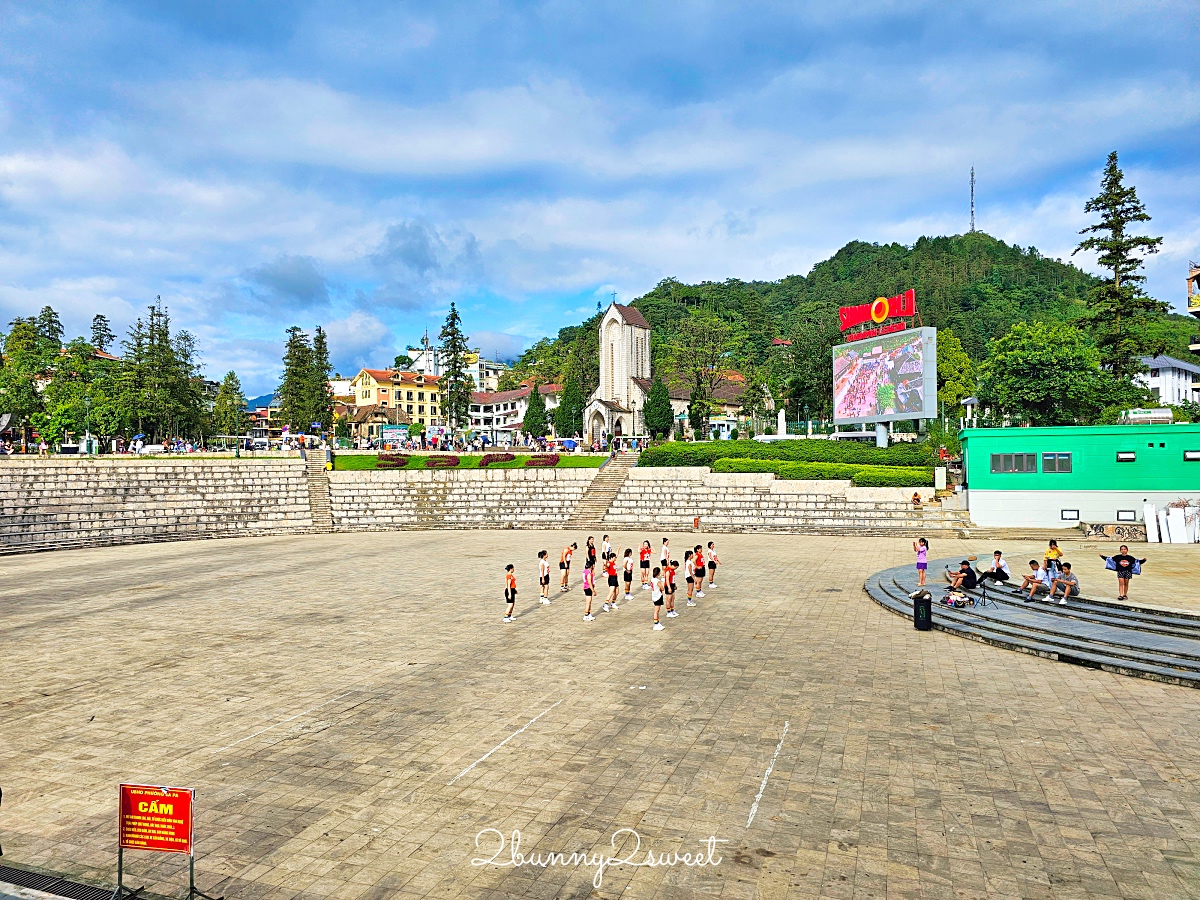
[469,383,560,443]
[407,339,507,392]
[1136,355,1200,406]
[391,371,444,430]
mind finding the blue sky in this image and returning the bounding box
[1,1,1197,395]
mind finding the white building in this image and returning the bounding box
[1137,355,1200,406]
[407,338,507,392]
[469,384,561,444]
[583,303,652,441]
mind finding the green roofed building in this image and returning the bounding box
[960,424,1200,529]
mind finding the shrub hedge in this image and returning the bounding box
[479,452,516,467]
[711,456,933,486]
[639,438,931,469]
[525,454,560,467]
[425,455,460,468]
[377,453,410,469]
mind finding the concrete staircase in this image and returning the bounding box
[304,454,334,533]
[866,559,1200,688]
[565,453,638,528]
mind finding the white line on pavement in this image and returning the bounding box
[746,720,789,828]
[213,690,358,753]
[447,699,564,786]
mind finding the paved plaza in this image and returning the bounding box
[2,532,1200,899]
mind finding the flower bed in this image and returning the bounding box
[377,453,410,469]
[524,454,560,467]
[425,455,461,468]
[479,452,516,467]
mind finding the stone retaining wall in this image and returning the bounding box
[606,467,968,533]
[327,467,600,530]
[0,458,313,551]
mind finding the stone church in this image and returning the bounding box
[581,301,757,443]
[583,303,652,442]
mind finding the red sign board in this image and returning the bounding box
[839,289,917,332]
[119,784,194,855]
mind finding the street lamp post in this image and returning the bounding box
[804,404,810,438]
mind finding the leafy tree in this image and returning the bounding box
[32,338,121,446]
[1073,151,1167,378]
[278,326,314,433]
[496,369,523,391]
[0,318,50,428]
[642,374,674,439]
[438,303,473,431]
[212,371,248,436]
[91,314,116,353]
[977,321,1125,425]
[553,376,585,437]
[523,381,548,438]
[669,310,734,437]
[393,353,414,370]
[936,329,976,409]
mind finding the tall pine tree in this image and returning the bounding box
[90,314,115,353]
[438,303,473,432]
[278,326,313,434]
[310,325,334,431]
[213,371,248,437]
[1073,151,1166,379]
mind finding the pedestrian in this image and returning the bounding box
[602,553,620,612]
[582,560,596,621]
[639,540,652,589]
[503,564,518,623]
[913,538,929,586]
[601,533,612,559]
[692,545,706,598]
[706,540,719,588]
[660,537,670,571]
[586,536,597,571]
[538,550,551,605]
[1100,545,1147,602]
[651,566,665,630]
[664,559,678,617]
[683,549,695,605]
[559,542,577,592]
[622,548,635,601]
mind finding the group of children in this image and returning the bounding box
[503,535,721,630]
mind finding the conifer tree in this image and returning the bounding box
[438,303,472,432]
[524,381,548,438]
[279,326,313,434]
[213,371,248,437]
[310,325,334,431]
[1073,151,1166,378]
[642,374,674,439]
[90,314,115,353]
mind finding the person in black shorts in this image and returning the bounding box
[559,542,577,592]
[586,536,597,571]
[503,564,517,623]
[639,540,652,589]
[622,548,635,601]
[651,566,665,630]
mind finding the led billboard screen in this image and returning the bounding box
[832,327,937,424]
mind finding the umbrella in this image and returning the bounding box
[132,433,145,440]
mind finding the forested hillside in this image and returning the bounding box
[506,232,1198,420]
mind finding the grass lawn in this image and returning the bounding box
[332,453,607,471]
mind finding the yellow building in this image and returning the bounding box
[348,368,444,430]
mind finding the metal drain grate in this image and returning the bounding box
[0,864,114,900]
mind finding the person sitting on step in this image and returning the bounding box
[945,560,978,591]
[1048,562,1080,605]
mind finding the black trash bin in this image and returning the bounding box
[913,591,932,631]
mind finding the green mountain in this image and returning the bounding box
[509,232,1198,414]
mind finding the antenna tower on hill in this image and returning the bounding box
[970,167,976,233]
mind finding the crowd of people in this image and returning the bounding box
[503,535,721,630]
[916,538,1149,604]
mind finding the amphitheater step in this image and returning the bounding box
[564,453,637,528]
[865,558,1200,688]
[305,455,335,534]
